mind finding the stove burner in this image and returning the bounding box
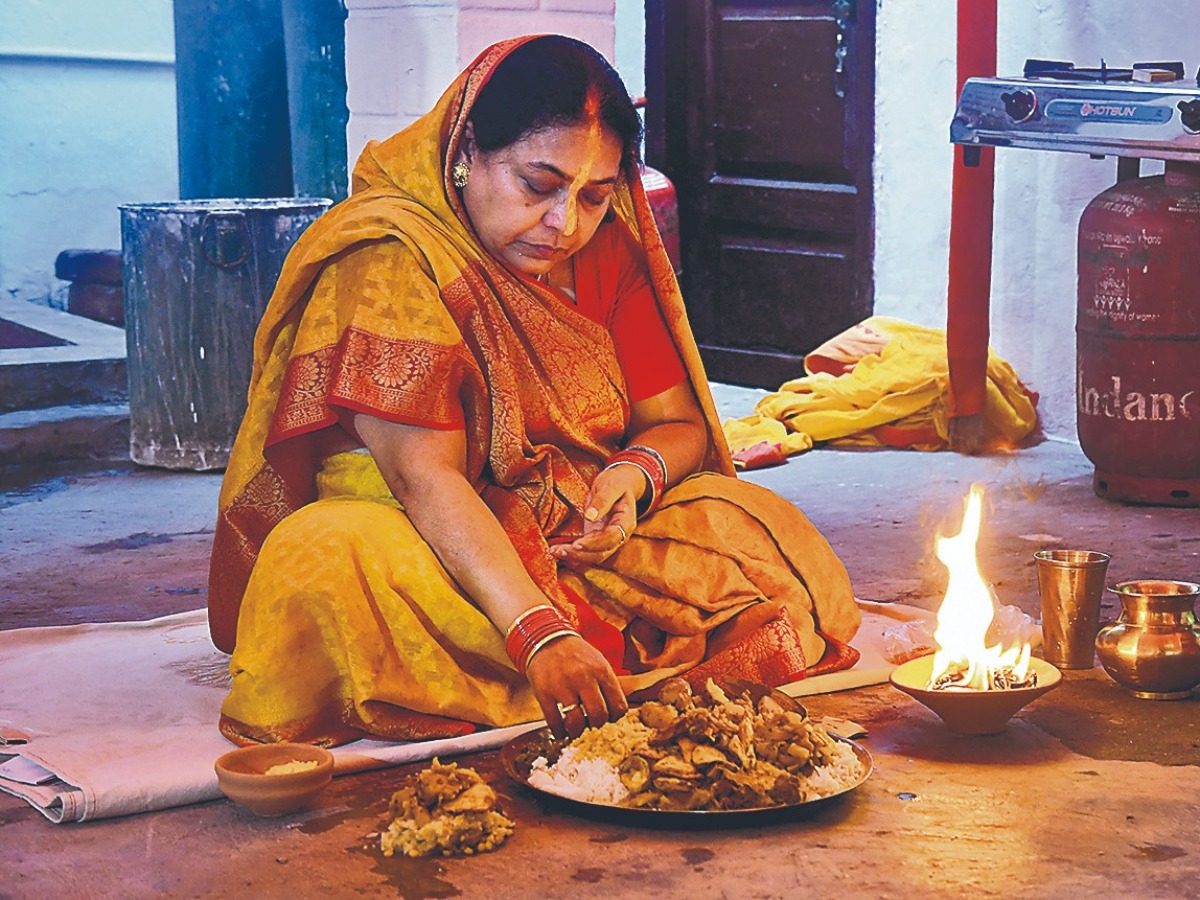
[1023,59,1187,84]
[952,58,1200,162]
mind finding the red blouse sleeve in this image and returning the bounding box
[576,220,688,404]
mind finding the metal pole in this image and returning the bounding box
[946,0,997,451]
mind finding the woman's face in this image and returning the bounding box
[458,119,623,279]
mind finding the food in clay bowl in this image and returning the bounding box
[214,742,334,816]
[501,677,872,825]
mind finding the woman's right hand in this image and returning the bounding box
[525,635,628,739]
[354,414,628,739]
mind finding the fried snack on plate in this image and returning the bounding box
[380,759,514,857]
[528,679,863,811]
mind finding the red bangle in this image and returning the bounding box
[519,629,577,672]
[626,444,668,484]
[605,446,667,514]
[505,606,578,673]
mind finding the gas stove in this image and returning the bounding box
[951,59,1200,161]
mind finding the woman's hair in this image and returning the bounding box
[469,35,643,178]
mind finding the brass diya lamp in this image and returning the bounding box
[890,484,1061,735]
[1095,580,1200,700]
[891,656,1061,736]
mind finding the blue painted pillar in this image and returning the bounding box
[281,0,349,202]
[173,0,294,199]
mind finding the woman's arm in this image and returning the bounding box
[552,380,708,567]
[354,413,627,737]
[623,379,708,489]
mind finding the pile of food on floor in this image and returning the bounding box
[380,759,514,858]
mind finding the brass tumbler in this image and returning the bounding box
[1034,550,1110,669]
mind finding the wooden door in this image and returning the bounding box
[646,0,876,387]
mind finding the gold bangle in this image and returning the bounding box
[521,628,579,670]
[505,604,556,641]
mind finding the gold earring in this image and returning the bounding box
[451,161,470,189]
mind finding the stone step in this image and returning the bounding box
[0,402,130,466]
[0,297,126,413]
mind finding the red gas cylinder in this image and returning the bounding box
[640,166,682,276]
[1076,161,1200,506]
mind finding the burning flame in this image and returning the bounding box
[927,484,1032,690]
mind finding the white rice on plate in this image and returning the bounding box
[797,738,863,798]
[528,749,630,804]
[524,682,866,810]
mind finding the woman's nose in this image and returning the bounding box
[543,192,579,236]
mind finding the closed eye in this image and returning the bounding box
[521,177,556,196]
[581,190,612,208]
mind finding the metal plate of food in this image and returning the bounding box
[500,677,872,827]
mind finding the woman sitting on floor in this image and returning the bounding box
[207,34,860,746]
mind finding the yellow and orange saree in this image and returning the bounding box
[208,37,860,746]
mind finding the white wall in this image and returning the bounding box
[874,0,1190,440]
[613,0,644,102]
[345,0,621,169]
[344,0,459,162]
[0,0,178,308]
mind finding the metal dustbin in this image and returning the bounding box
[120,198,331,470]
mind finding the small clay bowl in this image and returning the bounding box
[890,655,1061,735]
[214,742,334,816]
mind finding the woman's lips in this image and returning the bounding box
[519,242,563,260]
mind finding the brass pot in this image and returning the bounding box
[1095,580,1200,700]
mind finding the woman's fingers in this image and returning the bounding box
[583,481,621,529]
[550,526,625,567]
[576,682,610,728]
[583,466,644,533]
[578,672,627,726]
[561,703,589,739]
[577,523,626,552]
[526,636,627,738]
[538,693,568,739]
[599,670,629,721]
[546,680,622,740]
[538,695,596,739]
[563,468,640,561]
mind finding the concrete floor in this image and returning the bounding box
[2,386,1199,899]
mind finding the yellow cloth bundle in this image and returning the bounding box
[724,316,1038,465]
